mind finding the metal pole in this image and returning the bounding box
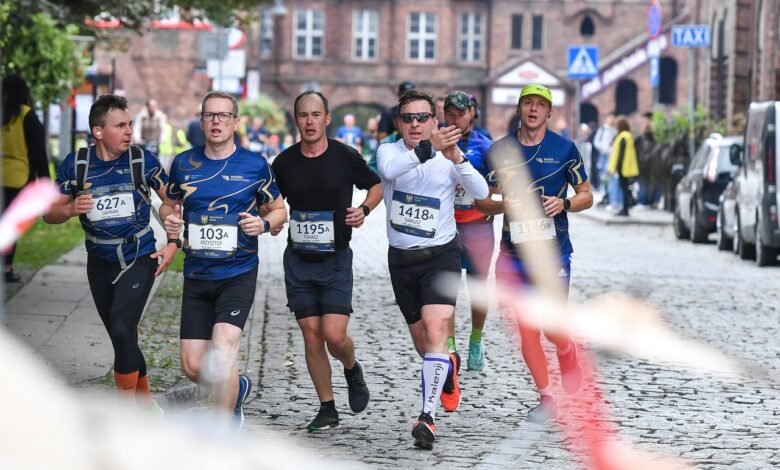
[574,79,581,130]
[688,48,696,160]
[218,27,224,91]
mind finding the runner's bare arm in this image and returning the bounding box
[43,193,92,224]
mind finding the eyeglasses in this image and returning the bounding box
[201,112,236,122]
[399,112,433,124]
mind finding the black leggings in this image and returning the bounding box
[87,254,157,375]
[2,186,22,268]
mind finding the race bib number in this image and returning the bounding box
[390,190,440,238]
[87,192,135,227]
[509,217,556,244]
[188,213,238,258]
[290,211,335,252]
[454,185,475,210]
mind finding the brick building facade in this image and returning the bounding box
[91,0,777,139]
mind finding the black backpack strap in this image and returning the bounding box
[129,145,149,198]
[129,145,162,225]
[75,147,90,194]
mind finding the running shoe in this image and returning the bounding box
[306,406,340,433]
[440,352,461,412]
[411,412,436,450]
[344,359,370,413]
[233,374,252,430]
[467,339,484,371]
[557,341,583,394]
[526,395,557,423]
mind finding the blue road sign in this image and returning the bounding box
[648,1,662,39]
[650,56,660,87]
[568,45,599,79]
[672,25,711,47]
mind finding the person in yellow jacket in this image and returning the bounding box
[608,116,639,216]
[1,74,51,282]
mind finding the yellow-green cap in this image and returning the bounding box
[519,84,552,106]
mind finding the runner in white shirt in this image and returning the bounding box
[376,89,488,450]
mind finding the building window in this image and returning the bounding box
[459,12,484,62]
[293,9,324,59]
[353,9,378,61]
[615,79,638,115]
[659,57,678,104]
[532,15,544,50]
[511,14,523,49]
[261,9,273,58]
[580,15,595,37]
[407,12,437,61]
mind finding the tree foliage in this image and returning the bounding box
[0,3,84,106]
[239,96,288,134]
[13,0,271,30]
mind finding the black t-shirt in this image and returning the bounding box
[272,138,380,251]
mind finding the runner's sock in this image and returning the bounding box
[537,385,554,398]
[470,328,483,343]
[447,337,456,353]
[421,353,450,418]
[114,371,140,396]
[136,375,152,405]
[320,400,336,411]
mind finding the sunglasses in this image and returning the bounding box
[399,112,433,124]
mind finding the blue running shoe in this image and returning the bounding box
[467,339,485,371]
[233,374,252,430]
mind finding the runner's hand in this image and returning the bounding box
[239,212,263,236]
[150,243,178,276]
[430,125,461,153]
[345,207,366,228]
[541,195,564,217]
[71,194,94,216]
[165,204,184,234]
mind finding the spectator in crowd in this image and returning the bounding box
[132,99,166,154]
[1,73,50,282]
[335,114,363,151]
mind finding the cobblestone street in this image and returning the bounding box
[238,194,780,469]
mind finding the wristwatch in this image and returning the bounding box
[563,198,571,211]
[261,218,271,234]
[359,204,371,217]
[167,238,182,248]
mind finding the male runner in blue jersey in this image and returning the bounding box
[483,84,593,423]
[162,91,287,429]
[46,94,179,409]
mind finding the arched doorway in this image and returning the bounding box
[579,102,598,126]
[659,57,678,105]
[615,79,638,116]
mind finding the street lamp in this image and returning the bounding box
[270,0,287,17]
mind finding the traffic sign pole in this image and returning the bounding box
[672,24,711,166]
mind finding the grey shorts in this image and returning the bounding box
[282,246,353,320]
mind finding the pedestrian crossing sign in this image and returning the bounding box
[567,45,599,79]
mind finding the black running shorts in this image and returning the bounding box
[388,239,461,325]
[283,246,353,320]
[180,266,258,340]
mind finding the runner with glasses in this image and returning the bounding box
[376,90,489,450]
[161,91,287,430]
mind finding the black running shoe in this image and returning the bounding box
[344,359,370,413]
[411,412,436,450]
[306,406,339,433]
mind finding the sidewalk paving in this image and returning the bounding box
[574,204,672,226]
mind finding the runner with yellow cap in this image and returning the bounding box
[482,83,593,423]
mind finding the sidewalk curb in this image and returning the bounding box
[573,208,673,226]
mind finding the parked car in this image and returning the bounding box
[673,134,742,243]
[729,101,780,266]
[716,178,738,251]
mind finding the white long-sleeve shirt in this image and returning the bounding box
[377,139,489,249]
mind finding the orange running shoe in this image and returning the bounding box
[440,352,461,412]
[412,412,436,449]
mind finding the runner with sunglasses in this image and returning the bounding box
[376,90,489,449]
